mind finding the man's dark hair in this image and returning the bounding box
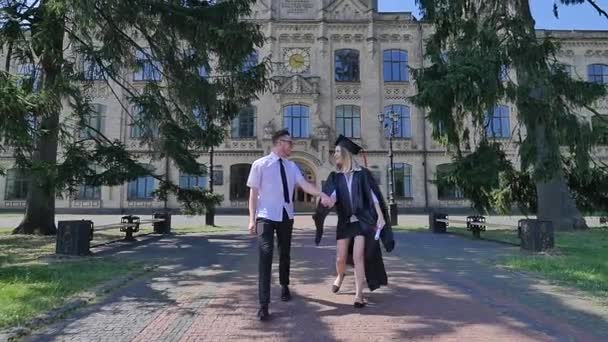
[272,129,290,145]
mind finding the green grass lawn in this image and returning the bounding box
[0,233,144,329]
[503,228,608,296]
[447,226,608,297]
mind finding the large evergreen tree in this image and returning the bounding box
[0,0,269,235]
[413,0,608,230]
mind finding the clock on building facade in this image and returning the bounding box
[284,48,310,74]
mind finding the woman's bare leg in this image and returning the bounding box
[334,238,350,288]
[353,235,366,302]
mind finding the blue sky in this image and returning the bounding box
[378,0,608,30]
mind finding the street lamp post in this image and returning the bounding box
[378,110,399,226]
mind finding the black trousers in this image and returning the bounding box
[257,209,293,306]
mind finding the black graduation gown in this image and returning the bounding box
[312,167,396,291]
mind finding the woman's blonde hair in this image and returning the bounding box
[336,145,360,173]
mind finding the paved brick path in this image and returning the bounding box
[24,219,608,342]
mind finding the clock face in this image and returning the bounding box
[284,48,310,74]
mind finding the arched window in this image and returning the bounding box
[383,50,408,82]
[485,105,510,138]
[588,64,608,84]
[230,164,252,201]
[436,163,464,200]
[335,49,360,82]
[283,105,309,138]
[383,105,411,138]
[231,106,256,138]
[4,168,28,200]
[336,105,361,138]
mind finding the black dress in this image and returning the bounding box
[313,167,395,291]
[333,171,370,240]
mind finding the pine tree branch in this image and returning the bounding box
[586,0,608,20]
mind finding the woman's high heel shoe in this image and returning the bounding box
[354,295,367,308]
[331,274,345,293]
[354,300,366,308]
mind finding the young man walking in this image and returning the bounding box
[247,129,332,321]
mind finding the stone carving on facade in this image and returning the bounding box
[378,33,412,43]
[556,49,575,57]
[336,84,361,100]
[325,0,371,21]
[585,49,608,57]
[273,75,320,97]
[250,0,270,19]
[263,120,275,140]
[384,86,410,100]
[87,83,110,98]
[593,96,608,112]
[315,124,330,140]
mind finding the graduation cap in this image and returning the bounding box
[335,134,363,155]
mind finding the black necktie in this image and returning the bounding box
[279,158,290,204]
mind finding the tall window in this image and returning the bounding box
[230,164,251,201]
[76,184,101,200]
[242,52,258,72]
[79,104,105,138]
[485,105,510,139]
[193,107,206,128]
[130,107,159,139]
[436,163,464,200]
[83,60,105,81]
[370,165,382,185]
[392,163,412,198]
[335,49,360,82]
[4,168,28,200]
[383,105,411,138]
[336,105,361,138]
[213,165,224,186]
[17,63,42,90]
[231,106,256,138]
[283,105,309,138]
[588,64,608,84]
[383,50,408,82]
[499,65,509,81]
[133,49,162,81]
[127,174,156,200]
[180,170,207,190]
[592,115,608,145]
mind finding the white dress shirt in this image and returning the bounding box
[247,151,306,221]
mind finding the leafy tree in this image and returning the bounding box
[413,0,608,229]
[0,0,269,235]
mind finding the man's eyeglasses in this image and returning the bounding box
[279,139,293,146]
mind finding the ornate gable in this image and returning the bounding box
[273,75,320,96]
[324,0,373,20]
[250,0,272,19]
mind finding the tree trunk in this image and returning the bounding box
[13,106,61,235]
[514,0,588,231]
[13,1,64,235]
[534,125,588,230]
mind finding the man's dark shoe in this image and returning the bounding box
[257,305,270,321]
[281,285,291,302]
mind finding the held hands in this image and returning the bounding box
[319,192,335,208]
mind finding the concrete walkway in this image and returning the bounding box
[22,218,608,341]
